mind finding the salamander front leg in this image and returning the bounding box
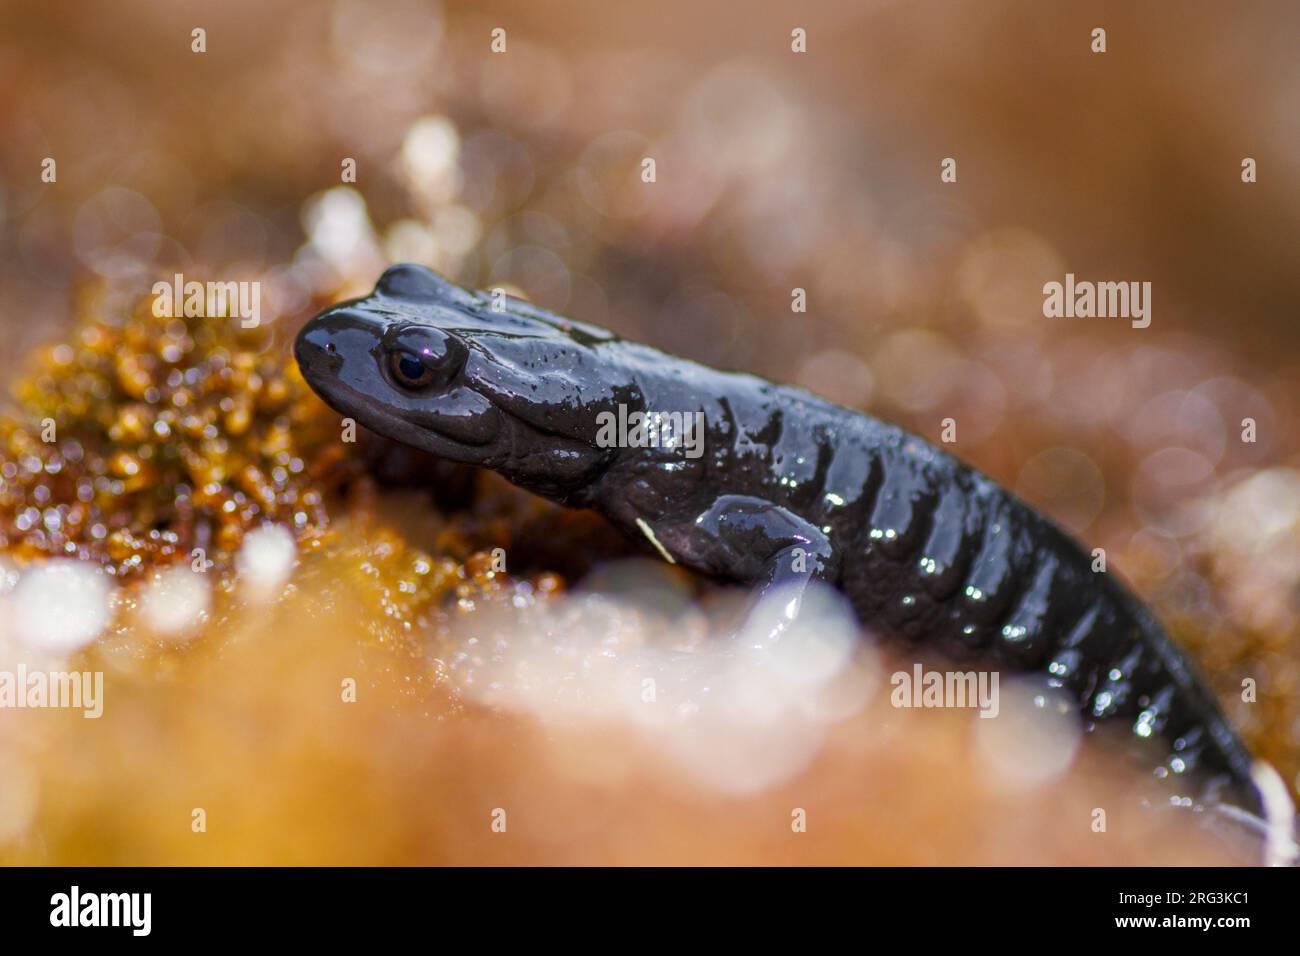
[693,495,839,645]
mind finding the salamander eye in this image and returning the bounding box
[386,349,437,389]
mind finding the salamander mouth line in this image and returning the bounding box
[314,362,502,450]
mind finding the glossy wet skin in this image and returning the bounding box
[295,264,630,494]
[297,263,1267,830]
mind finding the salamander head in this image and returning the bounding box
[295,264,633,495]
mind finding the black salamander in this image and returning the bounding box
[296,263,1275,836]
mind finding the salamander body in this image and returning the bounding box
[295,264,1267,825]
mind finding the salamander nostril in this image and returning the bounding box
[294,321,341,377]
